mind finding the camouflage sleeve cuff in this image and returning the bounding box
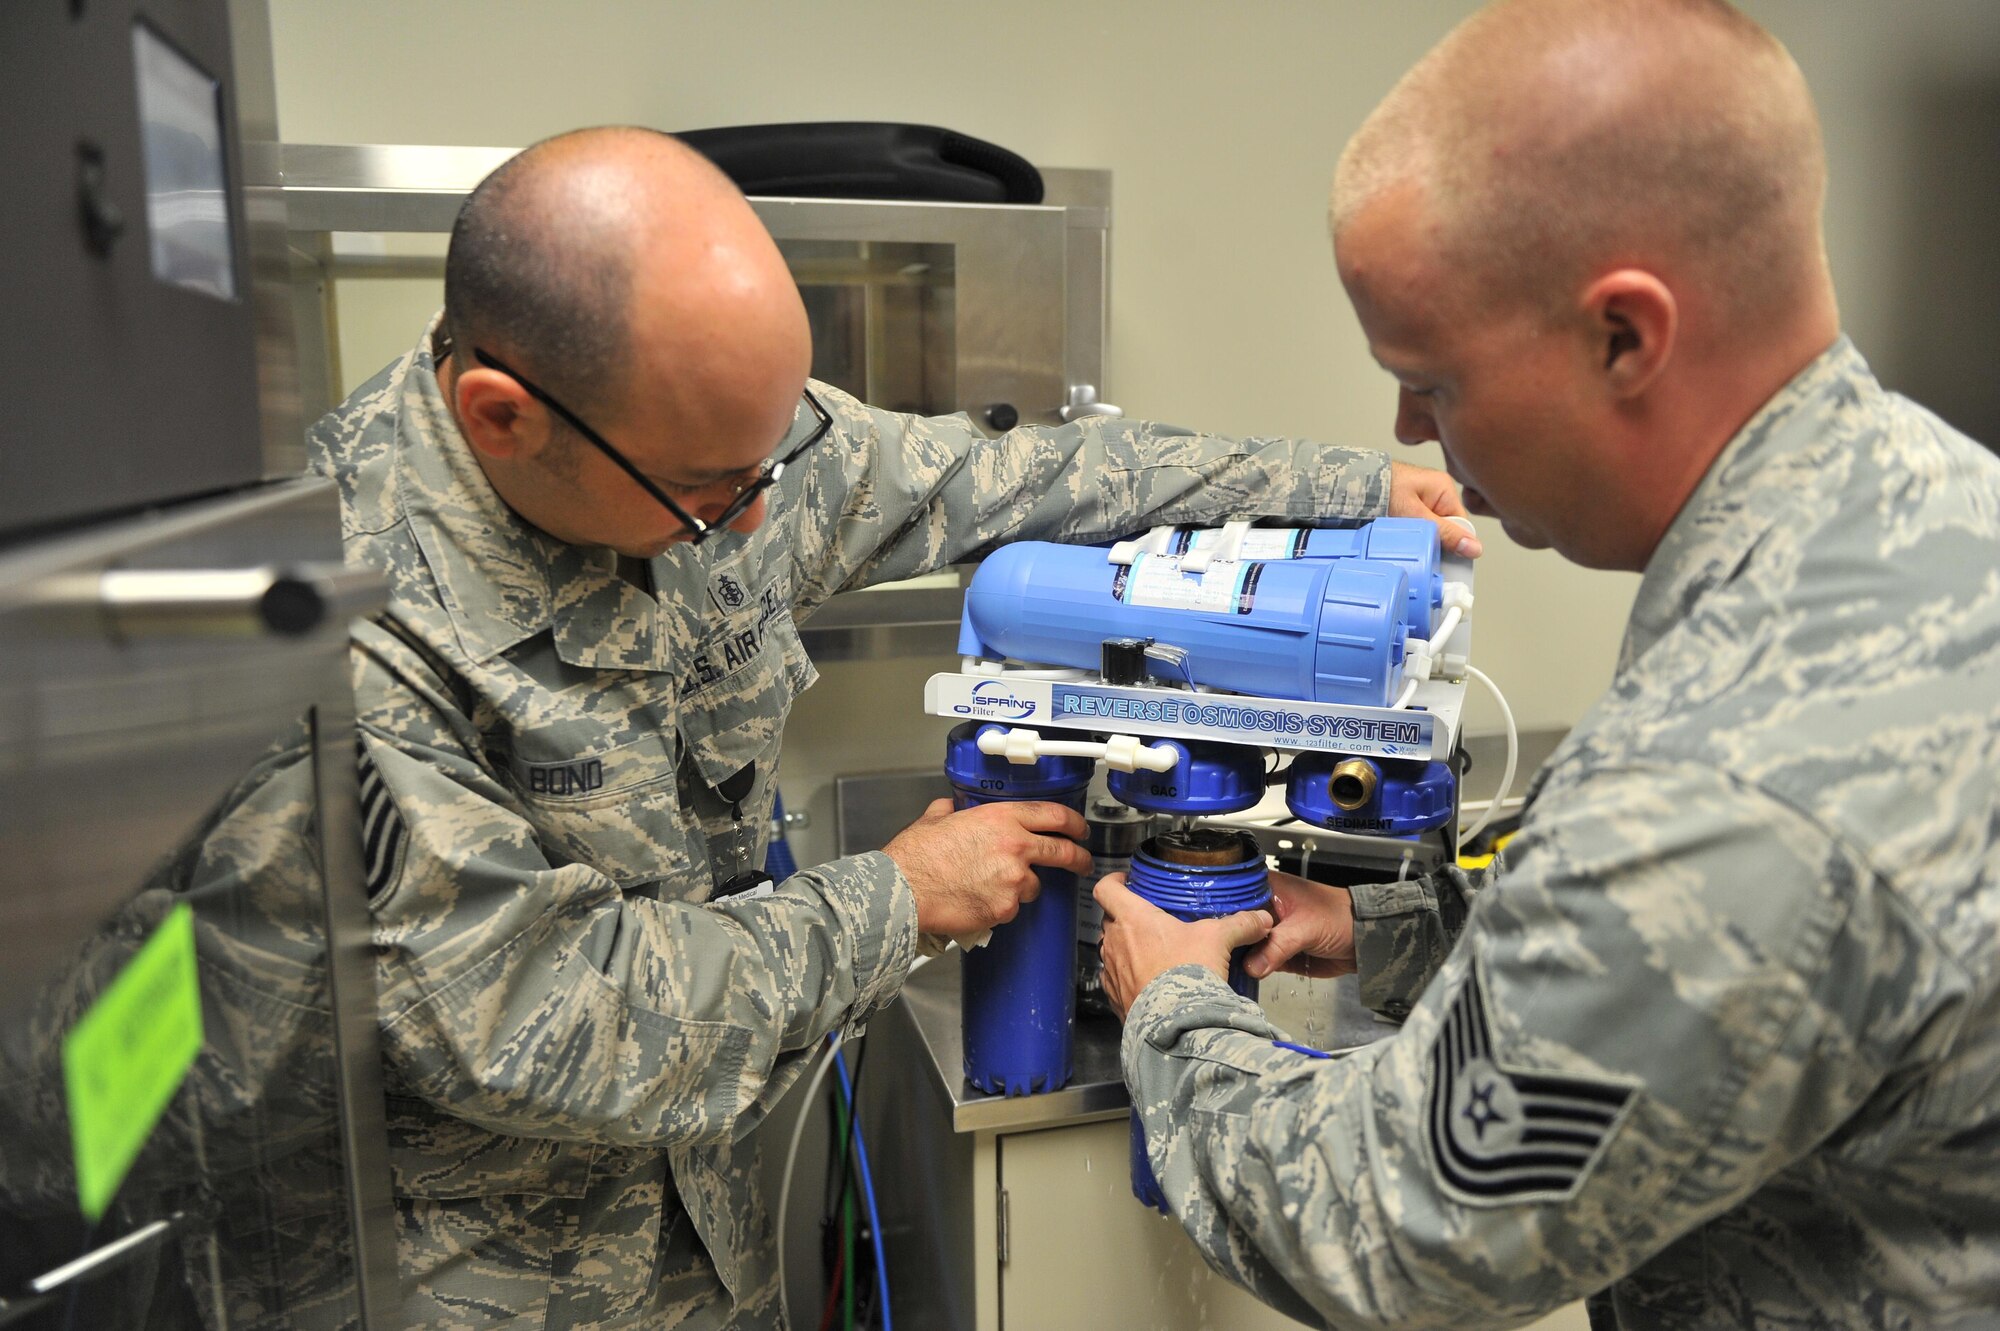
[794,849,920,1022]
[1122,965,1279,1072]
[1349,874,1463,1021]
[1315,445,1393,521]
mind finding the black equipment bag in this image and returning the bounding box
[675,122,1043,204]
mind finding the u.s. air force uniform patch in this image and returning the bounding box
[1428,959,1637,1206]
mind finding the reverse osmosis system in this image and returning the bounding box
[926,515,1506,1210]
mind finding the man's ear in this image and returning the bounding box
[1581,269,1677,399]
[453,366,547,462]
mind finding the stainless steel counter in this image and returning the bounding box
[889,948,1393,1135]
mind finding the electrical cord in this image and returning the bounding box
[828,1029,884,1327]
[833,1046,893,1331]
[1460,664,1518,852]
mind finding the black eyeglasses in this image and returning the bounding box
[471,346,831,545]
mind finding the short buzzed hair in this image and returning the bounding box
[1334,0,1829,328]
[442,131,643,419]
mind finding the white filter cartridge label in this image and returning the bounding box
[1113,553,1263,614]
[1179,528,1307,560]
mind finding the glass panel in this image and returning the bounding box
[780,240,955,415]
[0,708,364,1330]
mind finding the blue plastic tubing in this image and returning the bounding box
[1123,834,1271,1211]
[763,788,799,880]
[957,542,1411,708]
[945,722,1094,1096]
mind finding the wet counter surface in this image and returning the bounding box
[889,948,1394,1134]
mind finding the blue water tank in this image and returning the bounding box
[959,543,1411,708]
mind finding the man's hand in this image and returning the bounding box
[1242,871,1357,980]
[884,798,1092,938]
[1094,874,1274,1019]
[1389,460,1483,558]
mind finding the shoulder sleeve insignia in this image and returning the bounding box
[357,743,408,899]
[1426,959,1638,1207]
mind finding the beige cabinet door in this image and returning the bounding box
[1000,1118,1302,1330]
[997,1118,1590,1331]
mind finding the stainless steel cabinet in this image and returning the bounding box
[0,480,395,1329]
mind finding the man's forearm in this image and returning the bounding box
[783,383,1393,616]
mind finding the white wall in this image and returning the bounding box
[272,0,2000,866]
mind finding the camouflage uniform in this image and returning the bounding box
[308,316,1391,1330]
[1125,338,2000,1329]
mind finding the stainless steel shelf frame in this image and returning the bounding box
[280,145,1108,426]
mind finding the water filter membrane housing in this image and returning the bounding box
[958,542,1414,708]
[1146,517,1444,635]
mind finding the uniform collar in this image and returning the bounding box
[1620,335,1875,670]
[395,316,670,672]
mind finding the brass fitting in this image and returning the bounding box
[1327,758,1380,811]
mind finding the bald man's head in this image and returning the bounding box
[438,127,813,554]
[1334,0,1830,334]
[443,127,808,433]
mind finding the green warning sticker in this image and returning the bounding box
[62,903,203,1220]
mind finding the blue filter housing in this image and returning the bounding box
[1164,518,1444,634]
[1285,751,1457,836]
[1123,829,1271,1211]
[1106,738,1266,817]
[945,721,1094,1096]
[959,543,1412,707]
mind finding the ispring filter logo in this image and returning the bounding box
[956,680,1038,720]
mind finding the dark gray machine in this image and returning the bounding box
[0,2,395,1327]
[1,1,268,538]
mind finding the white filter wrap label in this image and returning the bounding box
[1076,851,1130,945]
[1113,553,1263,614]
[1180,528,1306,560]
[1077,896,1105,945]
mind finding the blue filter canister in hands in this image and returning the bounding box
[1122,828,1272,1212]
[945,721,1094,1096]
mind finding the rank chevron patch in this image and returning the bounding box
[1426,960,1639,1207]
[358,743,407,900]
